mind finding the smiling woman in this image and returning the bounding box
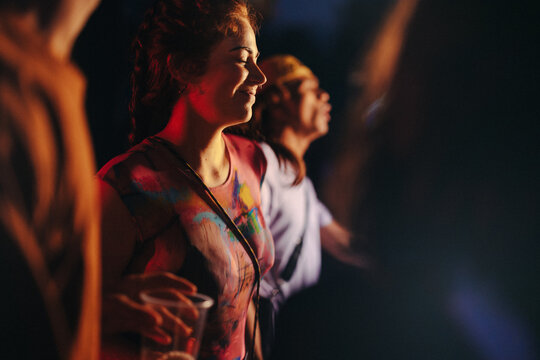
[183,25,265,129]
[96,1,273,359]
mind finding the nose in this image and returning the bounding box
[319,88,330,102]
[250,62,267,87]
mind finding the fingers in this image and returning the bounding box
[119,272,197,299]
[143,288,199,322]
[143,272,198,292]
[142,288,200,341]
[103,273,202,345]
[156,305,193,338]
[141,323,173,346]
[102,293,194,345]
[102,294,168,342]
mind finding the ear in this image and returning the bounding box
[167,54,202,85]
[277,84,292,102]
[167,54,183,83]
[269,92,281,104]
[265,84,289,105]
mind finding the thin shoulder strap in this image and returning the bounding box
[150,136,260,360]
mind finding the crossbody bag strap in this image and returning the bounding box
[151,136,261,360]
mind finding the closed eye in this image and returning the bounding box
[230,46,260,65]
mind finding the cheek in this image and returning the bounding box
[205,66,243,90]
[301,98,318,119]
[228,67,248,88]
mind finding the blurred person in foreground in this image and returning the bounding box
[0,0,102,359]
[325,0,540,358]
[97,0,273,359]
[229,54,370,358]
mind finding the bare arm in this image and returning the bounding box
[98,178,197,344]
[99,178,138,291]
[246,299,264,360]
[320,220,371,268]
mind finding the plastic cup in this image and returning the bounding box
[140,291,214,360]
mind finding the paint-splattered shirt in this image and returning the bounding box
[98,133,274,360]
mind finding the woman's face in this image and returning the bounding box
[186,17,266,128]
[291,77,332,139]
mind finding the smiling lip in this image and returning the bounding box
[321,104,332,121]
[239,88,257,96]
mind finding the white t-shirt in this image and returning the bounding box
[259,143,333,308]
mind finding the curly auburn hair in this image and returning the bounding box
[129,0,261,145]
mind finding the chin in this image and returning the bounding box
[226,115,251,128]
[316,121,329,135]
[237,108,252,124]
[316,129,329,139]
[220,106,252,126]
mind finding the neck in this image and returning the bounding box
[278,127,312,160]
[157,99,230,187]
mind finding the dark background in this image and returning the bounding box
[73,1,540,359]
[72,0,393,178]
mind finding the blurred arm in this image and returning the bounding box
[246,299,264,360]
[320,220,371,268]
